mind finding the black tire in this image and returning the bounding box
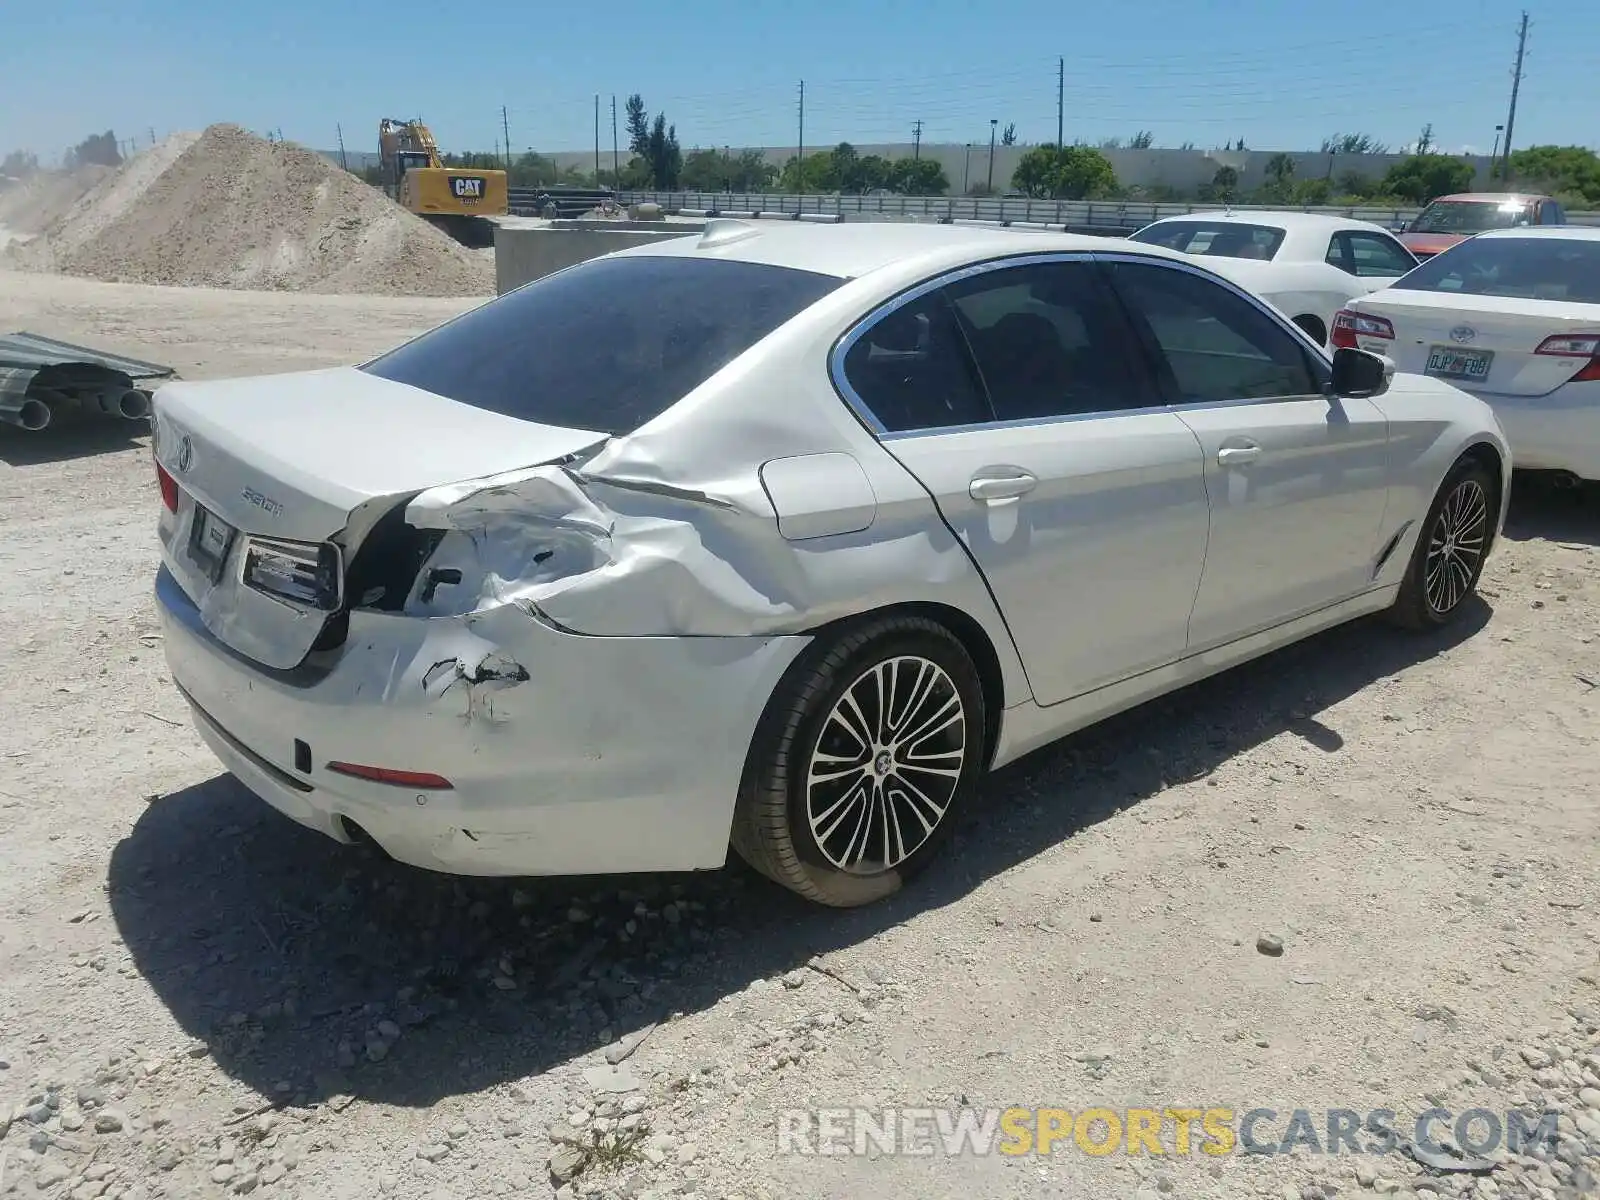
[1388,456,1498,631]
[730,615,986,907]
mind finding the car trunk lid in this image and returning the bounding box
[153,366,607,670]
[1351,289,1600,398]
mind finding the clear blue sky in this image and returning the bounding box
[4,0,1594,163]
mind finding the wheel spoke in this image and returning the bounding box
[805,653,968,876]
[1423,479,1488,616]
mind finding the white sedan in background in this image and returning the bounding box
[1337,227,1600,482]
[1130,211,1419,346]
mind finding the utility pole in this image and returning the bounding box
[501,106,512,170]
[797,80,805,195]
[987,118,998,191]
[912,119,923,160]
[1057,57,1064,147]
[149,127,156,147]
[336,123,348,171]
[1500,10,1529,183]
[594,94,601,182]
[611,95,619,186]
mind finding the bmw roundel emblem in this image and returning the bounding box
[176,435,194,473]
[1449,325,1477,344]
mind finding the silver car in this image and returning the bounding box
[151,221,1509,907]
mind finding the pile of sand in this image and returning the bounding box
[5,124,493,297]
[0,164,115,236]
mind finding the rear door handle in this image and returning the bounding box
[1217,444,1262,467]
[969,471,1038,502]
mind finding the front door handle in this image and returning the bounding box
[969,471,1038,502]
[1217,444,1262,467]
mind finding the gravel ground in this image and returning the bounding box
[1,268,1598,1200]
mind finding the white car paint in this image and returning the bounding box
[1132,211,1420,345]
[1341,226,1600,480]
[151,221,1508,899]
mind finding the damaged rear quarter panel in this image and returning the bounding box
[388,282,1032,708]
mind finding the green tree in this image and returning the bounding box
[889,157,949,195]
[1197,165,1240,203]
[1415,124,1435,155]
[66,131,121,169]
[1130,130,1155,150]
[1010,144,1116,199]
[1381,154,1474,203]
[1320,132,1388,155]
[1507,145,1600,205]
[1001,123,1018,147]
[1,149,39,177]
[778,152,836,192]
[625,95,650,156]
[680,148,727,191]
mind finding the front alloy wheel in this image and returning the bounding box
[1424,476,1490,616]
[1390,455,1497,630]
[731,616,985,907]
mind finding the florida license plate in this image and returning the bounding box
[1425,345,1494,381]
[189,504,237,583]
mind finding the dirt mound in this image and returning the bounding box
[7,124,492,297]
[0,164,114,236]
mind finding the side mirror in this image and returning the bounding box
[1331,347,1393,398]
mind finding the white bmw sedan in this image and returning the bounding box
[1336,226,1600,482]
[151,221,1508,907]
[1130,211,1420,346]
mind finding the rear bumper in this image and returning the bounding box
[156,566,809,876]
[1476,388,1600,480]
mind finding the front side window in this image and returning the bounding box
[1129,221,1286,261]
[943,261,1156,420]
[1387,236,1600,304]
[1106,261,1321,404]
[364,256,843,435]
[1329,232,1418,278]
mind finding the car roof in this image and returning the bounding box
[1468,225,1600,243]
[608,219,1190,280]
[1142,210,1390,236]
[1433,192,1552,204]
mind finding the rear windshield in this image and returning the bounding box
[1389,236,1600,303]
[1128,221,1286,261]
[363,255,843,434]
[1408,200,1533,235]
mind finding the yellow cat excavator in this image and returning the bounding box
[377,118,508,247]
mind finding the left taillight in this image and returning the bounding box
[156,459,179,512]
[1534,334,1600,383]
[1332,309,1394,350]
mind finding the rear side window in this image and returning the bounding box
[363,256,842,434]
[1129,221,1286,261]
[1390,236,1600,303]
[840,291,993,433]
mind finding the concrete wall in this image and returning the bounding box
[493,224,704,294]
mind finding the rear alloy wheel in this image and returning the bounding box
[1390,457,1496,630]
[731,616,985,907]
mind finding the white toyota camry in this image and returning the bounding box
[151,221,1509,908]
[1336,226,1600,482]
[1130,211,1420,346]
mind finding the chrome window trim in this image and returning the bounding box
[827,248,1335,444]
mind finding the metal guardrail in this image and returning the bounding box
[614,190,1600,232]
